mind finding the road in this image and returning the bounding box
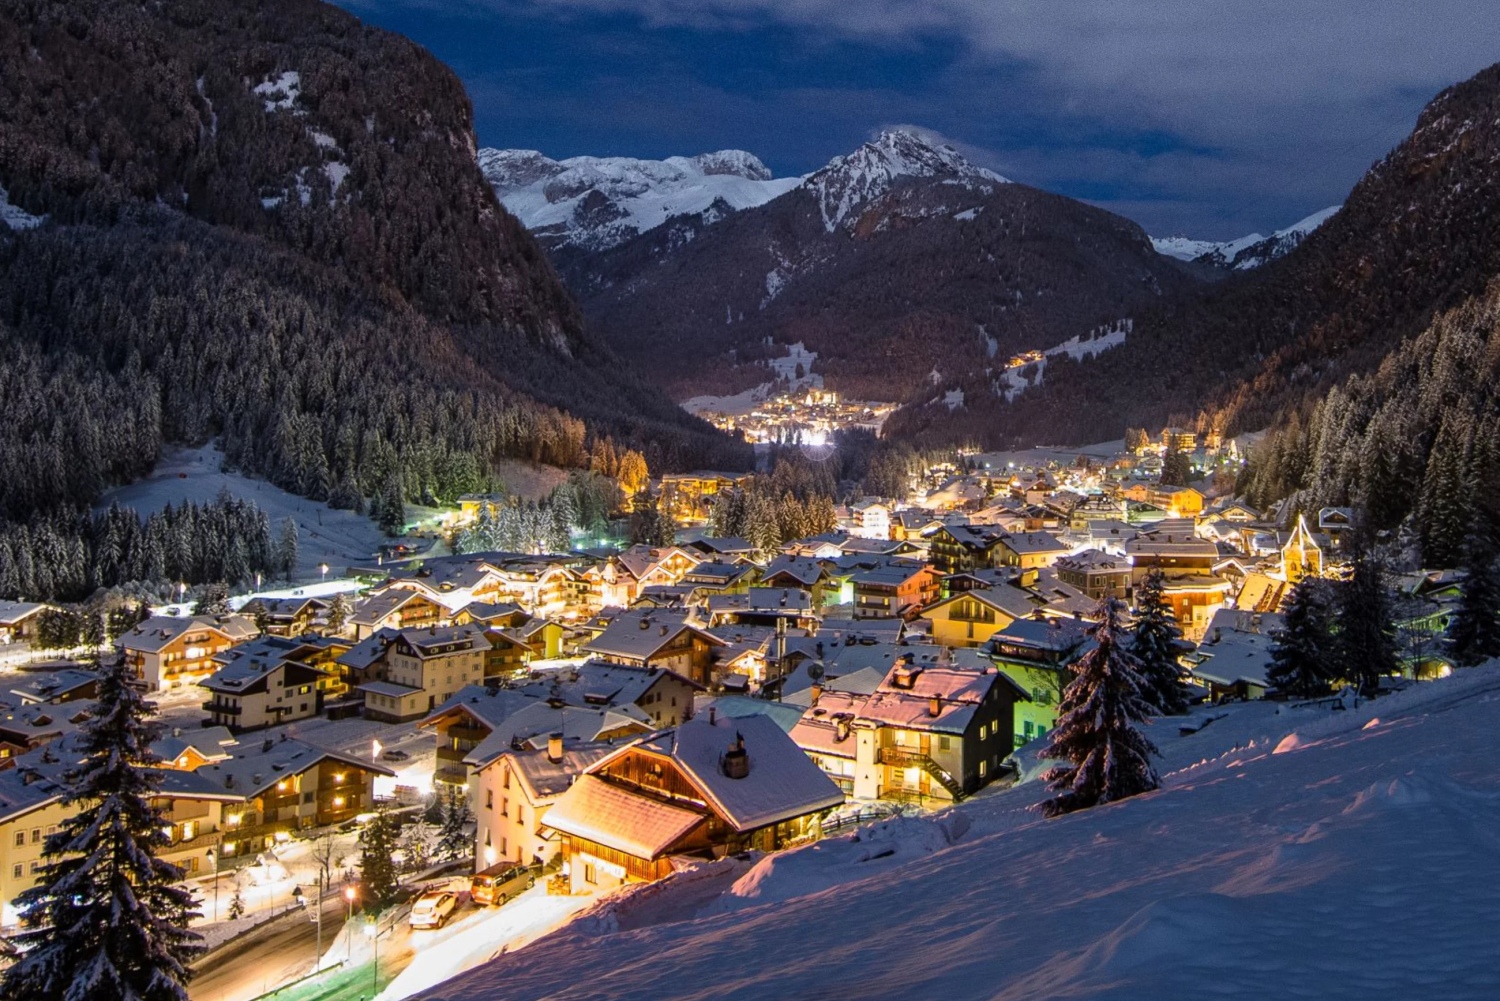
[190,892,349,1001]
[191,882,593,1001]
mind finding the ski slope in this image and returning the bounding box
[413,666,1500,1001]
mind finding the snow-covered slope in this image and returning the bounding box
[413,666,1500,1001]
[478,148,802,253]
[1152,205,1340,270]
[0,183,45,230]
[805,130,1008,232]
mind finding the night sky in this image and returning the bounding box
[336,0,1500,237]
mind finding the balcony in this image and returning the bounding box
[434,764,469,787]
[163,829,223,854]
[201,701,242,715]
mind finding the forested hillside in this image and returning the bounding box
[986,61,1500,449]
[0,0,746,539]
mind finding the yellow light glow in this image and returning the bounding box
[226,813,241,828]
[333,796,345,808]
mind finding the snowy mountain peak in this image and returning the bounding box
[805,130,1008,232]
[478,147,799,253]
[1152,205,1341,270]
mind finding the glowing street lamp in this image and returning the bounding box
[344,886,357,960]
[319,562,329,583]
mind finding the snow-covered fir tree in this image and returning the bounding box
[0,663,201,1001]
[1129,566,1190,715]
[1039,597,1160,818]
[1268,577,1337,696]
[435,787,473,863]
[276,517,299,579]
[1446,517,1500,666]
[1332,548,1400,694]
[358,812,401,912]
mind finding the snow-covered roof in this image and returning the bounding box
[463,703,651,768]
[857,664,1022,735]
[601,713,844,832]
[0,600,47,625]
[543,773,705,859]
[193,737,395,797]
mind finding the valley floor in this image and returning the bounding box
[413,666,1500,1001]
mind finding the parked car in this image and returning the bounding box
[382,749,409,762]
[408,890,457,929]
[469,863,535,906]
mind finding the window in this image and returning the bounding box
[516,806,525,827]
[300,703,309,712]
[484,790,493,809]
[31,828,41,844]
[979,760,988,778]
[501,797,508,818]
[939,736,951,751]
[13,832,23,848]
[583,862,598,885]
[302,792,315,804]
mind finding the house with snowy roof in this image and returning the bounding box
[193,736,394,860]
[356,624,493,723]
[0,743,245,926]
[986,617,1094,747]
[1187,608,1282,701]
[238,596,328,637]
[705,587,819,631]
[851,563,939,620]
[790,658,1026,803]
[117,614,259,691]
[920,585,1036,649]
[543,711,843,894]
[473,737,616,870]
[349,589,452,640]
[581,611,726,685]
[199,636,325,732]
[420,684,651,796]
[0,601,51,646]
[6,668,99,706]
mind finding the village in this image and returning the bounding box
[0,424,1468,1000]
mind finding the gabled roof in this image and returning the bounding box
[761,555,828,587]
[582,614,725,663]
[595,713,844,832]
[0,600,48,625]
[543,774,705,859]
[335,628,400,670]
[7,669,99,704]
[495,744,616,803]
[117,615,245,653]
[463,703,650,768]
[350,589,434,626]
[193,737,395,797]
[858,663,1025,735]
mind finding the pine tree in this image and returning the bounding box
[1268,578,1337,696]
[1446,519,1500,666]
[435,787,473,863]
[378,480,407,537]
[398,821,431,874]
[1038,597,1160,818]
[1129,567,1189,714]
[1331,549,1400,695]
[1159,446,1192,487]
[0,662,201,1001]
[276,518,299,580]
[628,489,672,547]
[192,582,230,617]
[325,593,352,635]
[358,812,400,913]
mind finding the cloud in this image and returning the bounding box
[341,0,1500,235]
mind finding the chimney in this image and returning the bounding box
[660,625,668,636]
[810,683,823,707]
[721,732,749,779]
[708,706,717,725]
[262,738,274,753]
[928,695,942,718]
[547,732,564,764]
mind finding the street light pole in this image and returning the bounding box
[206,847,220,922]
[344,885,357,962]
